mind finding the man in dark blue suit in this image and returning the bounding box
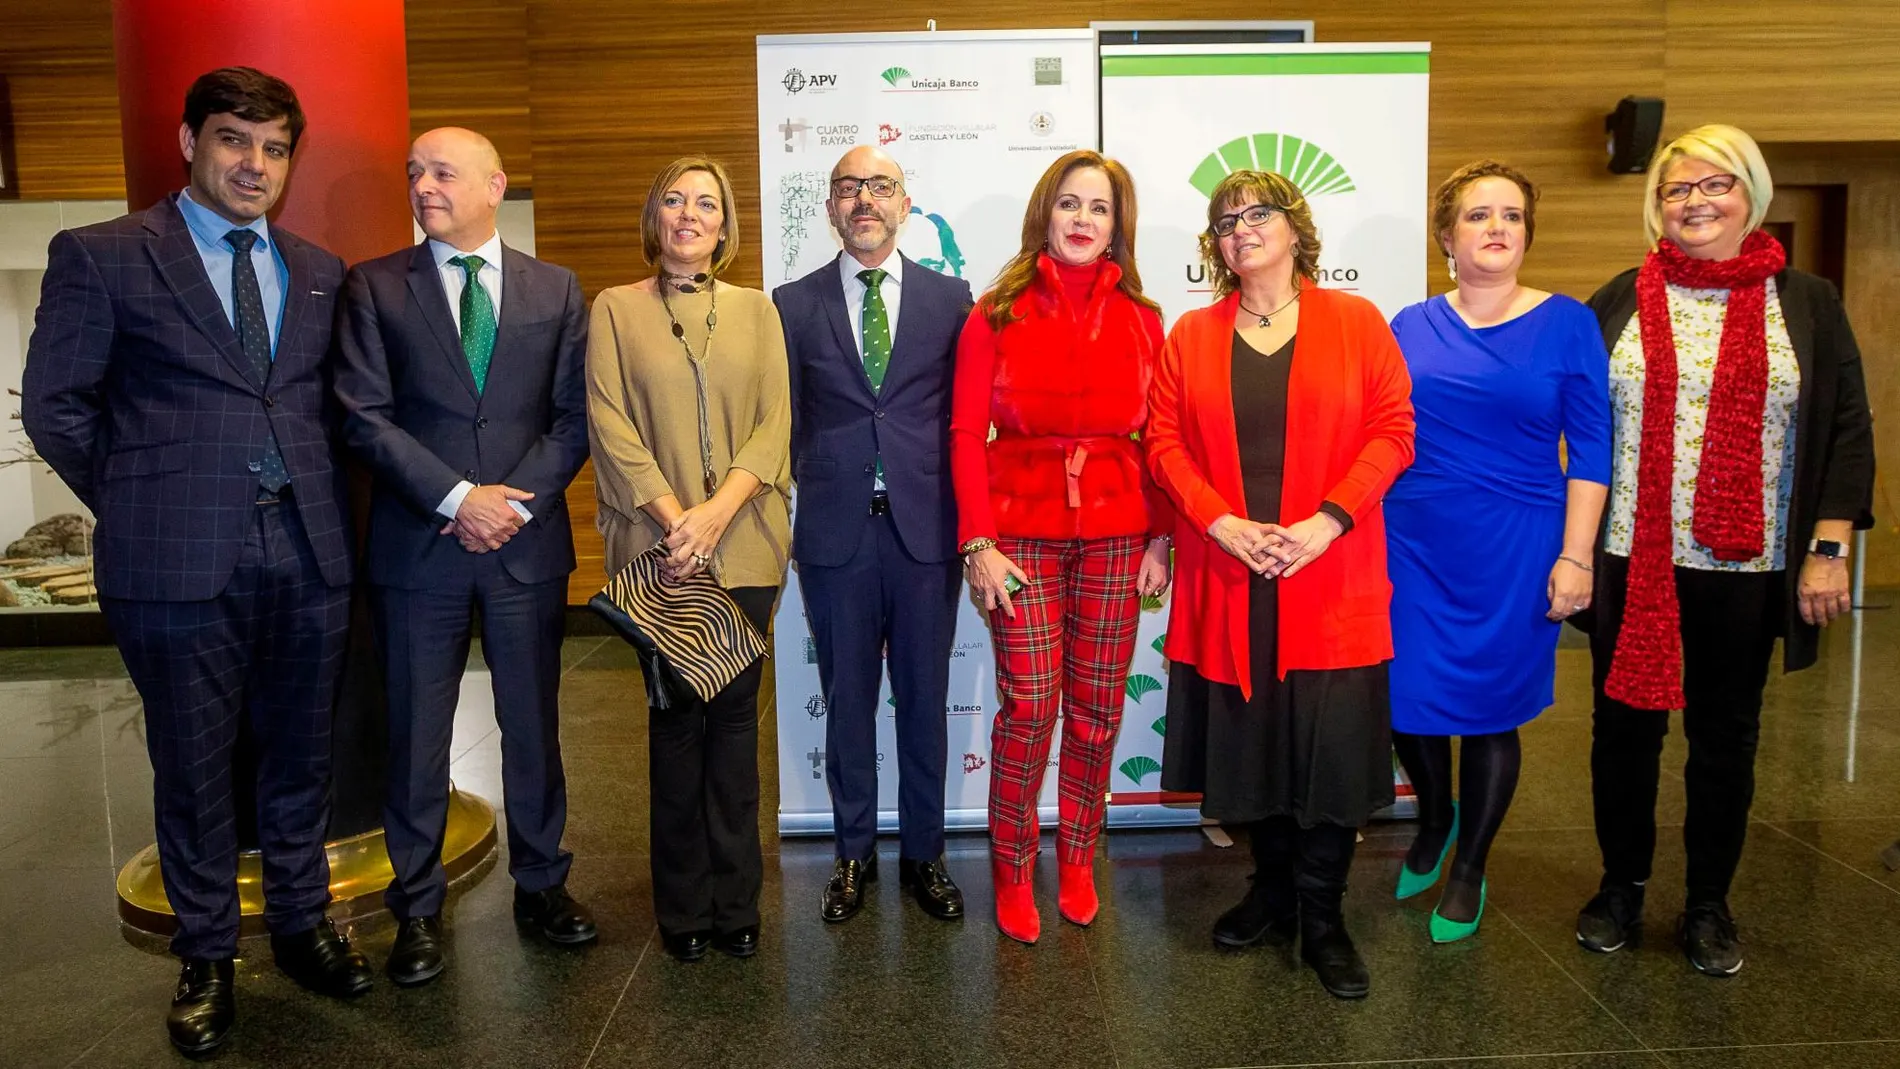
[774,145,973,923]
[22,68,373,1054]
[334,127,594,986]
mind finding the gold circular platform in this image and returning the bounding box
[116,786,498,940]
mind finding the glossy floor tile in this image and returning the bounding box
[0,596,1896,1068]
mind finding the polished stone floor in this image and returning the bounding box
[3,595,1899,1069]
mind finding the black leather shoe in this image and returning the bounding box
[1212,886,1297,949]
[514,885,599,945]
[386,915,446,987]
[1300,921,1371,1000]
[271,918,373,999]
[663,930,713,962]
[820,855,878,923]
[714,925,760,958]
[167,957,234,1056]
[898,856,965,920]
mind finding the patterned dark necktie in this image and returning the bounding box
[223,229,287,493]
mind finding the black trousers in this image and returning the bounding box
[101,500,350,960]
[799,511,960,862]
[374,555,570,919]
[649,586,776,936]
[1589,556,1781,905]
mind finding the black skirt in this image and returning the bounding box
[1157,329,1393,827]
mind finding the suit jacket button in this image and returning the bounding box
[465,469,477,480]
[264,396,277,408]
[874,410,884,420]
[476,417,489,429]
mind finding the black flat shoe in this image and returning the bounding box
[514,885,599,945]
[898,856,965,920]
[664,930,713,962]
[820,855,878,923]
[271,918,373,998]
[167,957,234,1056]
[714,925,760,959]
[387,915,446,987]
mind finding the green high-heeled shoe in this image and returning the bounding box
[1396,802,1458,901]
[1430,879,1487,943]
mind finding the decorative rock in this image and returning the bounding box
[5,513,94,558]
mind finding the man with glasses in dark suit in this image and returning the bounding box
[23,67,371,1056]
[774,145,973,924]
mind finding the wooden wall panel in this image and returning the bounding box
[1666,0,1900,142]
[0,0,123,200]
[406,0,534,187]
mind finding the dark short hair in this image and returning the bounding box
[182,67,306,151]
[1431,160,1538,255]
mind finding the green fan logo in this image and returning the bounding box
[881,66,912,86]
[1151,634,1166,655]
[1189,133,1356,198]
[1140,592,1164,613]
[1150,715,1166,737]
[1119,755,1162,785]
[1125,673,1163,703]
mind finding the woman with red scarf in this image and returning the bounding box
[1575,125,1874,977]
[951,150,1172,945]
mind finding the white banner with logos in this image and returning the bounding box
[1100,43,1430,327]
[1102,42,1428,815]
[758,30,1191,837]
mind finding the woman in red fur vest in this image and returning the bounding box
[950,150,1173,944]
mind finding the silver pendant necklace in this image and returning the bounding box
[1238,290,1301,328]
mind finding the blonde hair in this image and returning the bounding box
[1642,124,1774,248]
[1197,170,1320,301]
[640,156,741,276]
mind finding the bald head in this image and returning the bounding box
[827,144,911,266]
[408,126,507,251]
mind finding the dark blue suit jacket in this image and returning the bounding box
[334,242,589,590]
[774,254,972,567]
[21,195,353,602]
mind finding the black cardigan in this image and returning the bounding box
[1579,266,1876,674]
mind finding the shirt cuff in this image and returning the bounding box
[1319,500,1354,535]
[437,480,475,522]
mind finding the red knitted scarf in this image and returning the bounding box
[1607,230,1786,710]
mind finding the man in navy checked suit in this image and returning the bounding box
[22,68,373,1055]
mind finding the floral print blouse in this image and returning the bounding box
[1605,279,1801,571]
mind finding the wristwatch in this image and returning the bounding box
[1809,538,1849,560]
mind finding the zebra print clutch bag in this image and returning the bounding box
[587,545,768,709]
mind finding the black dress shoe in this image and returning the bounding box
[663,929,713,962]
[897,856,965,920]
[714,925,760,958]
[514,885,599,945]
[271,918,374,999]
[820,854,878,923]
[167,957,234,1056]
[386,915,446,987]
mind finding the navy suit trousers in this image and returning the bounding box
[102,500,350,960]
[800,510,960,861]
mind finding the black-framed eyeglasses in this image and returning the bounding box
[1657,173,1738,203]
[1209,203,1280,237]
[831,175,903,200]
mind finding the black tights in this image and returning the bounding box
[1392,729,1522,921]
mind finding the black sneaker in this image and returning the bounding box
[1678,904,1743,977]
[1576,881,1644,953]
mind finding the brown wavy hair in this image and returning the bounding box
[980,150,1160,330]
[1197,170,1320,301]
[1430,159,1539,255]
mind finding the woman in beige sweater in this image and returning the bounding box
[585,155,791,964]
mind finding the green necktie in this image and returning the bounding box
[858,268,890,390]
[452,255,497,393]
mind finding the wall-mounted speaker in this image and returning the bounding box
[1605,97,1665,175]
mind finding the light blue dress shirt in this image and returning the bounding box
[175,188,288,355]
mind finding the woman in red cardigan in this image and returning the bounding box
[1148,170,1414,999]
[951,150,1173,945]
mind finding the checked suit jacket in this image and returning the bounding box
[21,194,353,602]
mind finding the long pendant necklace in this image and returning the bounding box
[1238,289,1301,328]
[658,276,720,496]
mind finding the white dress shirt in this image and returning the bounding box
[839,250,902,492]
[430,231,532,522]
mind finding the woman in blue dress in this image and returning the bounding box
[1386,161,1612,942]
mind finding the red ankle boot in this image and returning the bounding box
[1059,860,1099,926]
[993,860,1040,944]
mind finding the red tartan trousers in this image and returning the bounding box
[986,535,1144,880]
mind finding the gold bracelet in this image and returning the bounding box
[1558,554,1594,573]
[960,537,998,557]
